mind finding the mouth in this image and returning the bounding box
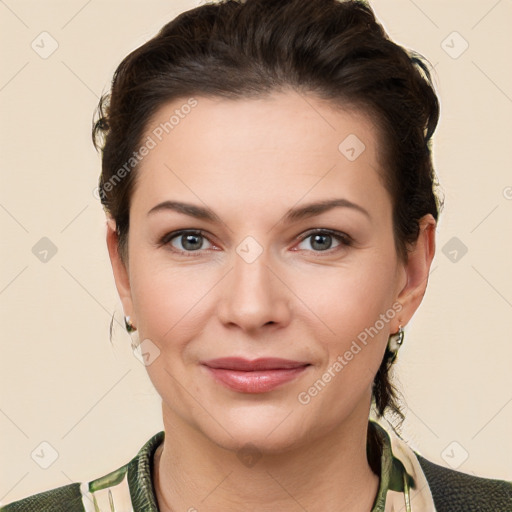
[201,357,311,393]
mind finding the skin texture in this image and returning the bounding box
[106,91,436,511]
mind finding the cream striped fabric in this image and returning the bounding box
[80,467,134,512]
[373,416,438,511]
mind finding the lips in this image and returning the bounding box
[201,357,311,393]
[202,357,310,371]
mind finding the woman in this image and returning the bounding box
[2,0,511,510]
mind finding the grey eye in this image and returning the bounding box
[297,233,341,252]
[169,232,212,252]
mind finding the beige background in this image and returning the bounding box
[1,0,511,504]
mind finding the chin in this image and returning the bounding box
[224,428,304,456]
[202,404,311,455]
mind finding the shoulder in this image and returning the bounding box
[416,453,512,512]
[0,431,165,512]
[0,483,84,511]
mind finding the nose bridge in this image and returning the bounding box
[217,238,291,331]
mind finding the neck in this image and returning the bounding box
[153,404,380,512]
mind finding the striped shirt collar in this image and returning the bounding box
[81,417,437,511]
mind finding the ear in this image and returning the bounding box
[394,213,436,329]
[106,216,136,326]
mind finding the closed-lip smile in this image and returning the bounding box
[201,357,311,393]
[202,357,310,371]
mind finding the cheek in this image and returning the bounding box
[295,273,394,414]
[292,254,397,384]
[294,255,397,332]
[129,252,219,346]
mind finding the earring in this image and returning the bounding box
[386,325,404,364]
[124,315,137,333]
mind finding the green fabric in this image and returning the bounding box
[1,421,511,511]
[125,432,161,510]
[369,420,405,510]
[88,466,128,493]
[417,454,512,512]
[0,482,84,512]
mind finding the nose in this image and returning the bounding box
[216,248,292,334]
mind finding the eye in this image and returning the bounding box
[294,229,352,253]
[162,230,215,254]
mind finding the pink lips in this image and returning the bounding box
[202,357,310,393]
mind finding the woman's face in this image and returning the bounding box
[108,91,433,452]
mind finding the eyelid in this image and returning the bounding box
[295,228,352,242]
[160,229,218,255]
[293,228,353,252]
[160,228,353,257]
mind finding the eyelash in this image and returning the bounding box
[295,229,354,253]
[159,229,353,257]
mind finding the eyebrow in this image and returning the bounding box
[283,198,370,223]
[147,198,370,223]
[147,201,222,222]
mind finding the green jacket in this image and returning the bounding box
[2,420,511,511]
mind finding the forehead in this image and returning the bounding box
[130,92,390,217]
